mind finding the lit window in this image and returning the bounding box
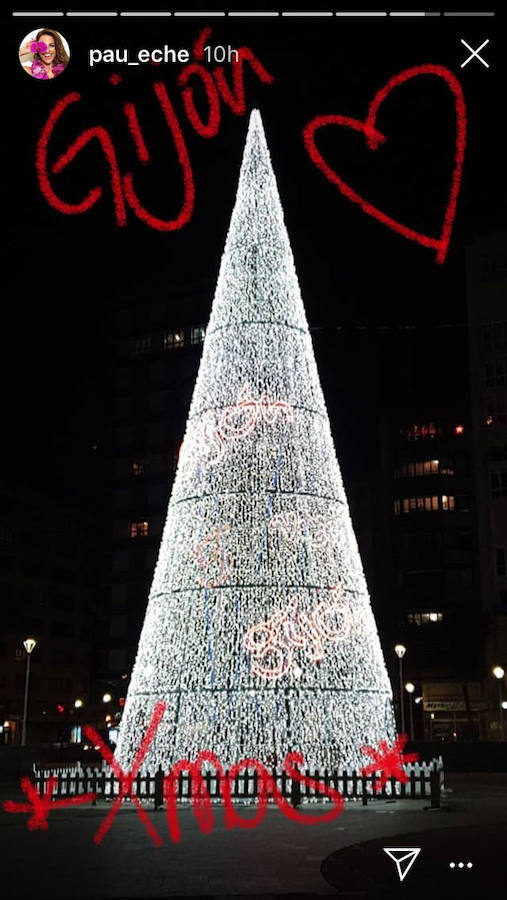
[191,325,206,345]
[394,495,454,515]
[395,459,446,478]
[491,472,507,499]
[130,521,149,539]
[497,549,506,578]
[164,330,185,350]
[403,422,439,441]
[407,611,443,626]
[131,336,151,357]
[132,460,145,477]
[70,725,82,744]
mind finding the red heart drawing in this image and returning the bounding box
[303,65,467,264]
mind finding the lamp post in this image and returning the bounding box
[492,666,505,740]
[21,638,37,748]
[103,692,113,733]
[405,682,415,741]
[394,644,407,734]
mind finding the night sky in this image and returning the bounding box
[6,10,505,502]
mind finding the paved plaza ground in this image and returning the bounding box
[0,773,505,898]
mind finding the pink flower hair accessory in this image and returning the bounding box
[30,40,48,53]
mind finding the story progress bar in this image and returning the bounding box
[11,10,497,18]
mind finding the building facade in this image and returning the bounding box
[467,232,507,740]
[106,282,210,682]
[0,482,96,745]
[384,411,487,741]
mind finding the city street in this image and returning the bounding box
[1,774,506,898]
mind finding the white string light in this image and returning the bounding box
[115,109,396,774]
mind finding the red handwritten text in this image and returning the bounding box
[36,28,273,230]
[164,749,344,843]
[83,701,167,846]
[4,709,417,847]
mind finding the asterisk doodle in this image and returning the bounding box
[2,776,96,830]
[360,734,418,792]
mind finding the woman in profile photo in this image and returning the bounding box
[19,29,69,80]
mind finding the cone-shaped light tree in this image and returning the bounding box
[115,110,396,773]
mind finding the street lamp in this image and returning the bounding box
[492,666,505,740]
[394,644,407,734]
[405,682,415,741]
[74,698,83,709]
[21,638,37,748]
[102,693,112,704]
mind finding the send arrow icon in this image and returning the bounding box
[383,847,421,882]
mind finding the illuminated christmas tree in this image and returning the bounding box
[115,110,396,773]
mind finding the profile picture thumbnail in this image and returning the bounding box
[18,28,70,80]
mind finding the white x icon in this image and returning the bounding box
[460,38,490,69]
